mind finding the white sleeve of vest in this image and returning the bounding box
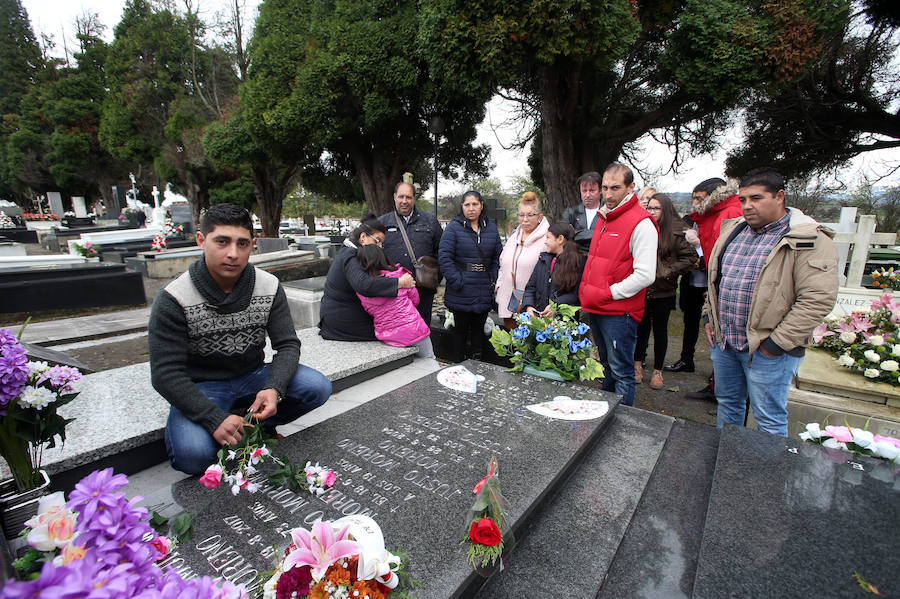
[610,218,659,300]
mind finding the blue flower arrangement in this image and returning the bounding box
[490,302,603,381]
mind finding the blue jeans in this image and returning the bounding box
[710,345,802,437]
[589,314,638,407]
[165,363,332,475]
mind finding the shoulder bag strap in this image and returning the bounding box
[395,212,419,265]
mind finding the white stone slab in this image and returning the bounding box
[0,242,26,257]
[0,254,87,270]
[74,226,164,246]
[829,287,897,318]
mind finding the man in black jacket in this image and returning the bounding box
[149,204,331,475]
[379,181,443,323]
[561,171,603,254]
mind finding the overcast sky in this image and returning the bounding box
[22,0,900,196]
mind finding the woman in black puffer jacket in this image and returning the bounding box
[438,190,502,362]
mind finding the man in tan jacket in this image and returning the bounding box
[703,168,838,436]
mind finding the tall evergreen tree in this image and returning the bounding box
[0,0,44,203]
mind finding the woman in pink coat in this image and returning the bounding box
[355,244,434,358]
[496,191,550,328]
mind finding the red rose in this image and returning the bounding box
[468,517,502,546]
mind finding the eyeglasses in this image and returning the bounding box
[647,206,662,212]
[517,213,539,219]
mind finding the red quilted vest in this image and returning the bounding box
[579,194,652,322]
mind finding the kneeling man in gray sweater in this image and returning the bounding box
[149,204,331,474]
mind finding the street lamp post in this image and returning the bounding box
[427,116,445,219]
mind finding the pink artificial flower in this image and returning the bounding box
[199,464,224,489]
[151,536,171,561]
[850,313,874,333]
[25,492,78,551]
[249,445,269,464]
[812,324,834,344]
[873,434,900,449]
[322,469,337,487]
[824,425,853,443]
[56,542,87,566]
[282,521,360,580]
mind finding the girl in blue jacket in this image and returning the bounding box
[438,190,502,362]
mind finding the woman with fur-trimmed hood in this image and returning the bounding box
[689,178,743,262]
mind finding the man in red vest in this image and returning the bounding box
[579,163,658,406]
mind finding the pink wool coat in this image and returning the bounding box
[496,217,550,317]
[357,266,430,347]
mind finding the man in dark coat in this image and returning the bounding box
[380,182,443,323]
[561,171,603,254]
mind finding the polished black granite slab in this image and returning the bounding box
[0,263,145,312]
[692,424,900,598]
[598,419,720,599]
[146,361,619,596]
[476,406,674,598]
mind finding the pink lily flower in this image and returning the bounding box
[850,313,874,333]
[873,434,900,449]
[812,324,834,343]
[824,425,853,443]
[282,521,360,580]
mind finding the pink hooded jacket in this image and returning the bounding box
[357,265,430,347]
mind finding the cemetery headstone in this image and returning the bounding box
[72,197,88,218]
[146,361,619,596]
[168,203,194,233]
[46,191,64,217]
[256,237,290,254]
[110,186,128,217]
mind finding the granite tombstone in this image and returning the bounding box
[147,361,619,596]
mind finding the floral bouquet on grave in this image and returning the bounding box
[799,422,900,463]
[871,267,900,291]
[489,302,603,381]
[261,515,416,599]
[71,241,99,258]
[461,458,515,575]
[151,215,185,251]
[199,414,337,497]
[0,328,82,492]
[0,212,15,229]
[1,468,246,598]
[812,293,900,387]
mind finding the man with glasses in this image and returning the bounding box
[380,181,443,323]
[562,171,604,254]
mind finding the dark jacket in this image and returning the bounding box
[318,241,399,341]
[522,251,584,312]
[561,203,600,252]
[438,214,502,314]
[647,224,698,299]
[379,209,443,281]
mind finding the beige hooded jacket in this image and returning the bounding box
[703,208,839,358]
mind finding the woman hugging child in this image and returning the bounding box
[355,244,435,359]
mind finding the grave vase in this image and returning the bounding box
[522,364,566,381]
[0,470,51,540]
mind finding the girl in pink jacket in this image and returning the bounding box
[355,245,434,358]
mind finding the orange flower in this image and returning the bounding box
[326,563,352,587]
[308,583,328,599]
[353,580,387,599]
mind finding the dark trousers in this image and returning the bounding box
[449,309,489,363]
[679,284,706,363]
[634,295,676,370]
[416,290,435,326]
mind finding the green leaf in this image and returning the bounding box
[173,513,193,542]
[149,511,170,536]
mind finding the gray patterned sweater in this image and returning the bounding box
[148,259,300,435]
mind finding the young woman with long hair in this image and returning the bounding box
[634,194,698,389]
[522,222,585,317]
